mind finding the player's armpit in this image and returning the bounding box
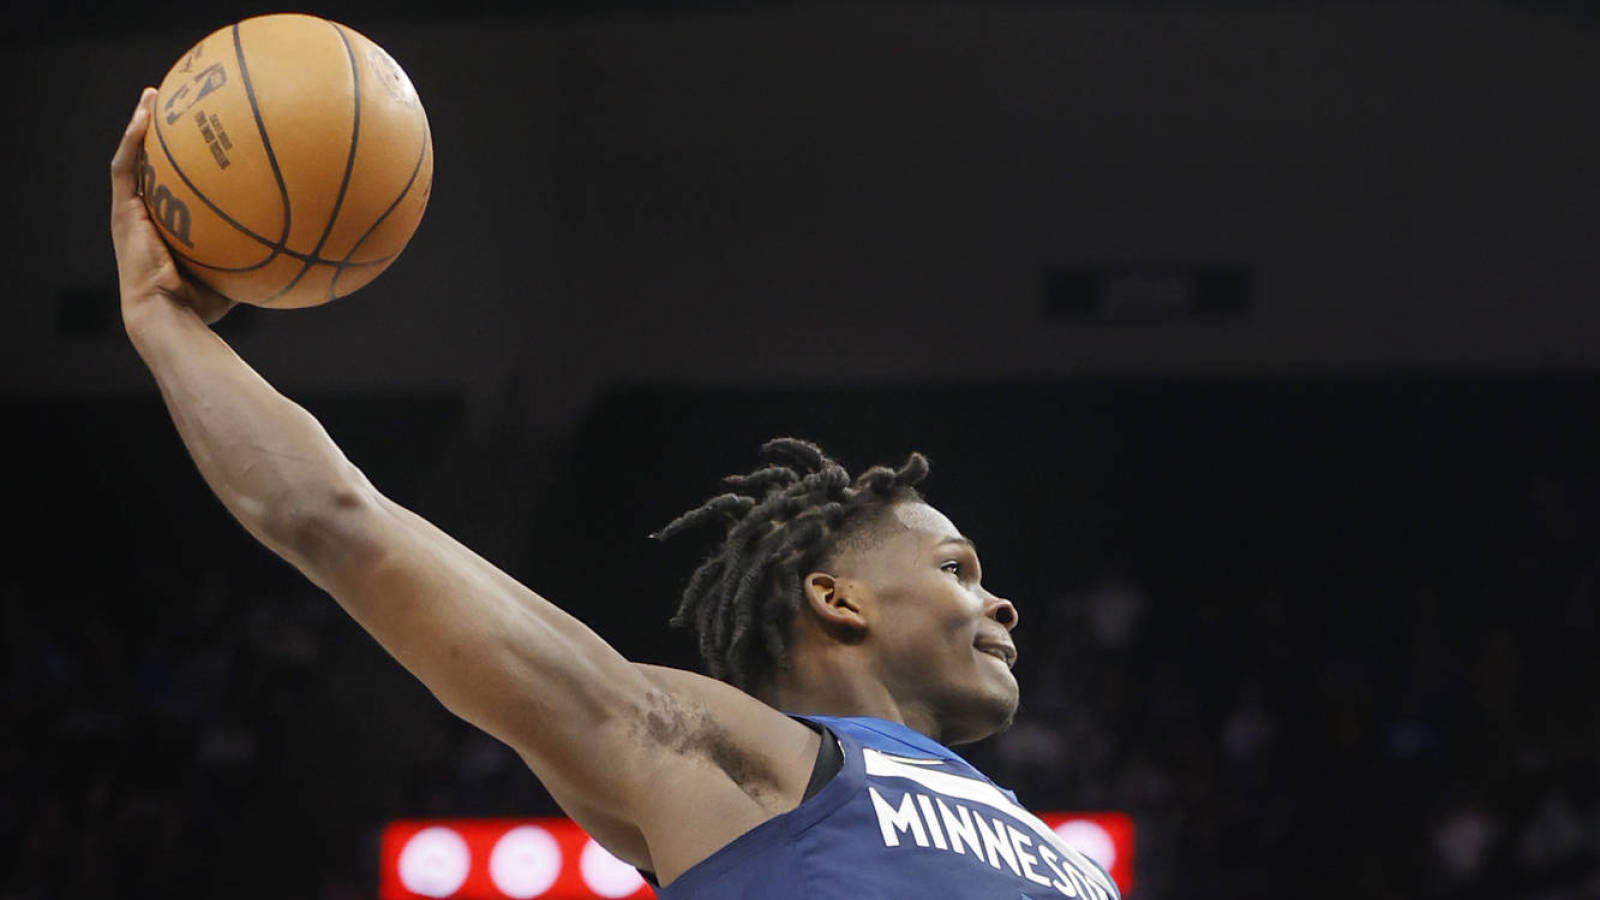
[633,664,821,809]
[588,665,824,886]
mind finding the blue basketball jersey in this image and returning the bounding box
[655,715,1121,899]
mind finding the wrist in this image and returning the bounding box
[122,295,194,352]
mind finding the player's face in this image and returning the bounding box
[850,501,1021,745]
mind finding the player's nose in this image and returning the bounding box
[985,594,1019,631]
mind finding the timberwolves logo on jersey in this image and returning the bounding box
[862,747,1117,899]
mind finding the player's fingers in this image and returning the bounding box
[109,88,186,307]
[110,89,156,216]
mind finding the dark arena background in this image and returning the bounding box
[5,1,1600,897]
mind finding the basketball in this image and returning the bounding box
[140,14,433,309]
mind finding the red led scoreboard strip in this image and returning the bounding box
[380,813,1133,899]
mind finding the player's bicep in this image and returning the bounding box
[300,487,674,807]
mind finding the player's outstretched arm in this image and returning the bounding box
[111,89,817,882]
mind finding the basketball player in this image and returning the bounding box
[109,89,1118,899]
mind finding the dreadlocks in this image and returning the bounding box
[653,437,930,695]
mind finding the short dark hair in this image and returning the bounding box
[654,437,930,693]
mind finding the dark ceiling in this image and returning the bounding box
[9,0,1597,48]
[15,0,782,46]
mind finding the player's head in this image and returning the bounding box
[655,438,1020,745]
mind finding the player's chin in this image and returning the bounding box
[991,668,1022,724]
[983,657,1020,705]
[950,681,1020,744]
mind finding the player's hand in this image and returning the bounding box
[110,87,235,330]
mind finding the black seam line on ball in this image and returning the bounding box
[232,22,294,256]
[261,20,364,305]
[172,247,396,273]
[329,112,430,301]
[312,22,362,263]
[164,242,271,273]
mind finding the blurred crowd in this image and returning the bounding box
[4,400,1599,899]
[3,568,345,897]
[980,468,1600,899]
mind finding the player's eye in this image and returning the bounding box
[941,561,962,576]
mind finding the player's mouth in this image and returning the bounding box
[974,641,1017,669]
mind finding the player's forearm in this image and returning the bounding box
[127,301,366,566]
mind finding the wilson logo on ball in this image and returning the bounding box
[138,150,194,248]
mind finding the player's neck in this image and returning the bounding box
[768,650,945,744]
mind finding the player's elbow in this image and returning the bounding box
[260,468,386,580]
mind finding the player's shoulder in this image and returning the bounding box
[632,663,788,724]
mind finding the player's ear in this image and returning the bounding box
[803,572,869,639]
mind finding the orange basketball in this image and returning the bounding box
[140,14,433,309]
